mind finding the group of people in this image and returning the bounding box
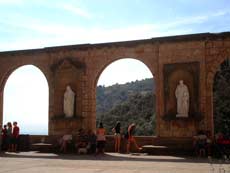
[59,126,99,154]
[193,130,212,157]
[95,121,142,154]
[59,121,142,155]
[113,122,142,154]
[193,130,230,159]
[1,121,20,152]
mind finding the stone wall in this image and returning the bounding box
[28,135,193,154]
[0,32,230,138]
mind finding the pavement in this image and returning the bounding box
[0,151,229,173]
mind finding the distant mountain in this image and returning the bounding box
[96,78,156,135]
[96,78,155,114]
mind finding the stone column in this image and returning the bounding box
[0,91,3,151]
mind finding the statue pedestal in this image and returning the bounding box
[176,114,188,118]
[50,115,84,135]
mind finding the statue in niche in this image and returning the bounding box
[175,80,189,117]
[64,85,75,118]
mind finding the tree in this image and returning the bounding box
[96,78,156,136]
[213,58,230,135]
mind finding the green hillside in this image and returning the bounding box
[214,59,230,135]
[96,78,156,135]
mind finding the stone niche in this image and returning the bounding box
[50,58,86,135]
[163,62,201,120]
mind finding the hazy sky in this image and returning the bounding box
[0,0,230,51]
[1,0,230,134]
[3,65,49,135]
[97,59,153,86]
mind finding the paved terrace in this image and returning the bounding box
[0,152,229,173]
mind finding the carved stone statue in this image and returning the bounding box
[64,85,75,118]
[175,80,189,117]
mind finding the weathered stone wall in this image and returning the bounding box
[0,32,229,138]
[205,37,230,136]
[157,40,206,137]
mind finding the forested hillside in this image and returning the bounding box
[213,59,230,135]
[96,78,156,135]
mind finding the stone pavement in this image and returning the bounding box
[0,151,229,173]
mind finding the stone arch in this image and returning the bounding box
[93,56,156,134]
[0,63,50,92]
[0,64,49,134]
[94,56,155,88]
[206,48,230,136]
[207,50,230,86]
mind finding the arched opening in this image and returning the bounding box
[213,58,230,135]
[96,58,156,136]
[3,65,49,135]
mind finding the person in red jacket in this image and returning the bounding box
[12,121,19,152]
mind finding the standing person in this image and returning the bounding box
[126,123,142,154]
[0,124,2,151]
[1,125,7,150]
[96,122,106,155]
[59,131,72,153]
[12,121,20,152]
[6,122,12,152]
[87,130,97,154]
[112,121,121,153]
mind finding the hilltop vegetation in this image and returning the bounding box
[96,78,156,135]
[214,59,230,135]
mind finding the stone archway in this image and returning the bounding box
[87,50,158,134]
[206,48,230,136]
[94,57,156,135]
[3,65,49,135]
[0,61,52,133]
[0,32,229,140]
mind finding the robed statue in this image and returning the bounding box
[64,85,75,118]
[175,80,189,117]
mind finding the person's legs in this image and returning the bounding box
[100,141,105,154]
[133,138,139,149]
[114,135,117,152]
[11,144,14,152]
[63,141,67,152]
[200,148,205,157]
[15,143,18,152]
[96,141,101,154]
[92,144,96,154]
[6,137,10,151]
[12,140,17,152]
[117,135,121,153]
[9,138,13,152]
[127,139,131,153]
[130,137,142,151]
[13,138,18,152]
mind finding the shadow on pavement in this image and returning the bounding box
[0,151,227,164]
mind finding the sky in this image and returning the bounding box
[97,59,153,86]
[1,0,230,134]
[0,0,230,51]
[3,65,49,135]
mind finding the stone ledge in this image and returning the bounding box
[51,115,84,120]
[162,112,203,121]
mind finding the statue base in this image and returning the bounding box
[176,114,188,118]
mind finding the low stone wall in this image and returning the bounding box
[26,135,193,154]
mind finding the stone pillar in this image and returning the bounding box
[206,73,215,137]
[0,91,3,151]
